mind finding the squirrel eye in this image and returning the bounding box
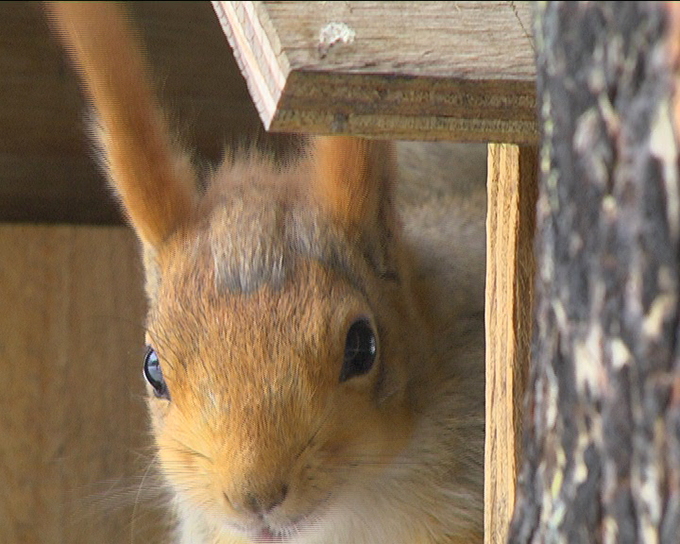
[340,319,377,382]
[144,347,169,399]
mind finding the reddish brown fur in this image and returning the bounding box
[46,1,195,248]
[313,137,394,226]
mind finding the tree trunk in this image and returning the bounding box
[510,2,680,543]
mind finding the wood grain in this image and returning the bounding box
[213,1,538,143]
[0,225,167,544]
[484,144,538,544]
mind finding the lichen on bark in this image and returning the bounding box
[510,3,680,543]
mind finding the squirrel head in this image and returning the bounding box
[47,3,429,539]
[140,138,422,538]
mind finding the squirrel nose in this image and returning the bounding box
[232,483,289,516]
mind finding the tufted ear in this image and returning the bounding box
[45,2,196,250]
[312,136,398,275]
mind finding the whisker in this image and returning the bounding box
[166,436,214,464]
[130,452,161,543]
[296,400,337,461]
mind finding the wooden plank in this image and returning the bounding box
[484,144,538,544]
[0,225,167,543]
[212,1,537,143]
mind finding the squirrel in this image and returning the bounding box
[46,2,486,543]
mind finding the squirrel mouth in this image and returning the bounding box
[249,495,330,542]
[252,527,291,543]
[251,515,314,543]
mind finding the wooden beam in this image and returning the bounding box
[0,225,167,543]
[212,1,538,143]
[484,143,538,544]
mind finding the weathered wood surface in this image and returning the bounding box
[1,1,533,222]
[510,2,680,542]
[0,225,167,543]
[484,144,538,544]
[212,1,537,142]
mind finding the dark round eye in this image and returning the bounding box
[143,346,169,399]
[340,319,377,382]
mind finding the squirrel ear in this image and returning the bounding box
[313,136,397,271]
[313,136,394,227]
[46,2,196,250]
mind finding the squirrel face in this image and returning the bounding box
[142,165,417,540]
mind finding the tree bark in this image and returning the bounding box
[510,2,680,543]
